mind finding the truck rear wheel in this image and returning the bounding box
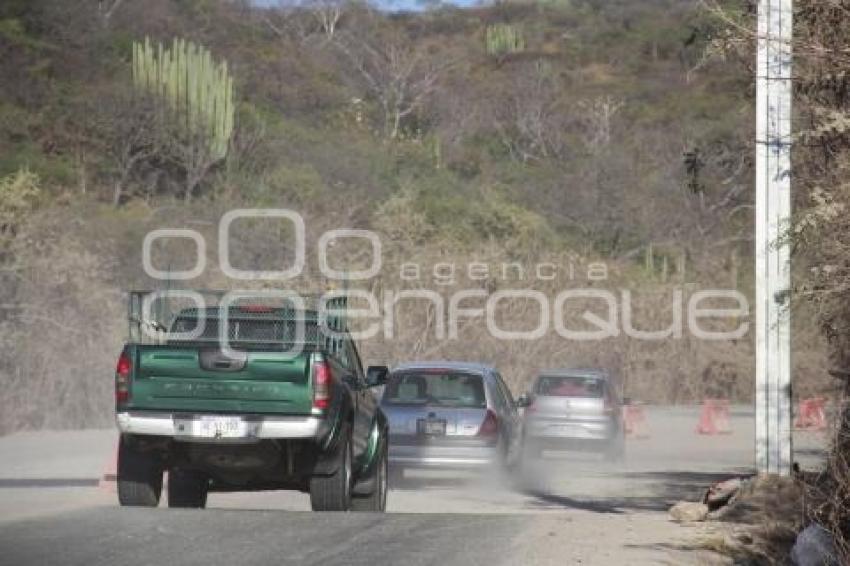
[351,439,387,512]
[168,469,209,508]
[310,430,353,511]
[117,436,162,507]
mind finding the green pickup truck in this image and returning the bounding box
[114,291,389,512]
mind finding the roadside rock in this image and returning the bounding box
[790,524,839,566]
[669,501,710,522]
[703,477,745,510]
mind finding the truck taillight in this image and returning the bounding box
[312,360,331,410]
[477,409,499,438]
[115,350,131,404]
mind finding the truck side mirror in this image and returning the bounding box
[516,393,532,408]
[366,366,389,387]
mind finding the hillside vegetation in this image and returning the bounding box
[0,0,829,432]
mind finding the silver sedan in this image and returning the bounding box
[379,362,522,481]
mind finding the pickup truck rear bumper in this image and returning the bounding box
[116,411,322,442]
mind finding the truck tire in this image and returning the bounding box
[117,436,162,507]
[168,469,209,508]
[310,428,353,511]
[351,439,388,512]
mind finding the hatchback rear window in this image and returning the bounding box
[535,375,604,398]
[383,372,486,408]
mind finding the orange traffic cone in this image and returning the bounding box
[714,399,732,434]
[696,399,732,435]
[696,399,718,435]
[794,397,828,431]
[623,403,649,439]
[98,438,118,492]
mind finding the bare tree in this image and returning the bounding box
[334,24,450,140]
[264,0,344,44]
[310,0,343,41]
[495,62,572,162]
[262,2,312,43]
[577,96,624,153]
[97,0,125,27]
[92,90,160,206]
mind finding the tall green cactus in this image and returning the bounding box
[132,37,235,199]
[485,24,525,57]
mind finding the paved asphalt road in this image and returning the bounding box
[0,508,523,566]
[0,406,827,566]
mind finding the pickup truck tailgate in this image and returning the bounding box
[128,346,313,414]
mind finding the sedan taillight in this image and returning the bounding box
[477,409,499,438]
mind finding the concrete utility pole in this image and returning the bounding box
[755,0,793,475]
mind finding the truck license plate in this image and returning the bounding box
[197,416,244,438]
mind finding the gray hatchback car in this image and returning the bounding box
[380,362,522,480]
[520,368,625,461]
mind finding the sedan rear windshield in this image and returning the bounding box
[383,372,486,408]
[535,375,604,398]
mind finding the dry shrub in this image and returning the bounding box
[0,213,123,433]
[802,391,850,563]
[700,475,804,564]
[0,167,41,248]
[360,241,763,401]
[0,199,830,433]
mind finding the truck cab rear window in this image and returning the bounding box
[170,317,292,341]
[383,372,486,408]
[167,309,323,350]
